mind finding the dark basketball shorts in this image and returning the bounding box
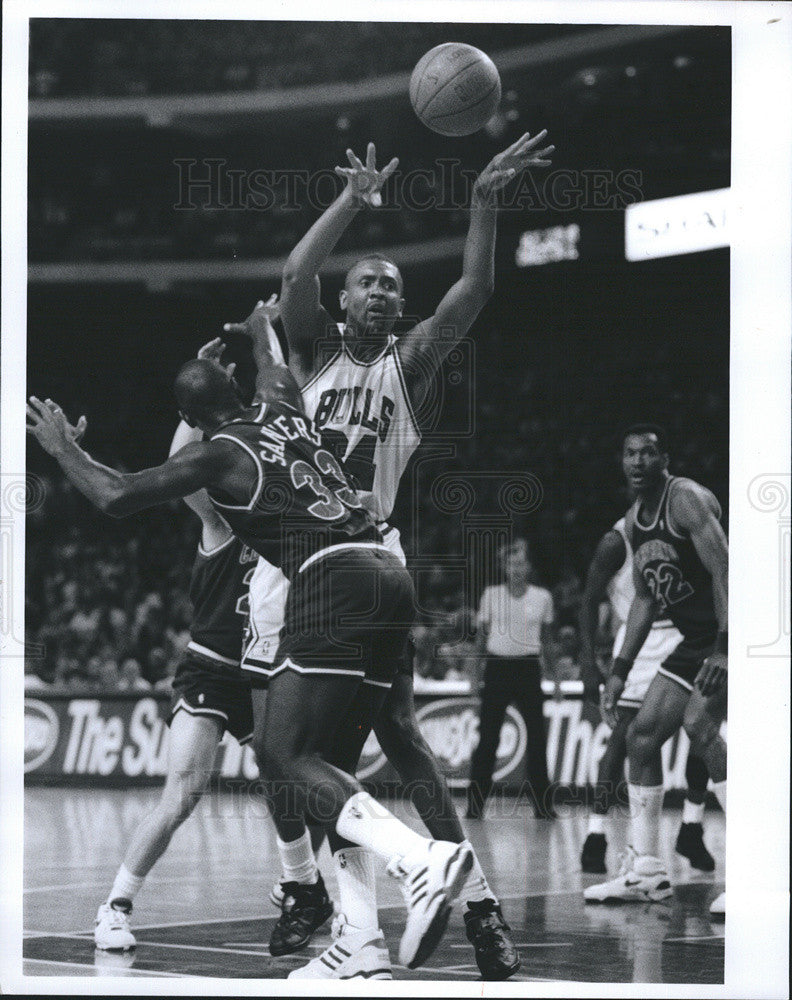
[256,543,416,690]
[169,649,254,744]
[657,629,719,692]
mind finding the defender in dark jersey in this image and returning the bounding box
[584,426,728,915]
[28,315,475,972]
[93,419,256,951]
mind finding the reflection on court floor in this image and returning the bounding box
[24,787,724,983]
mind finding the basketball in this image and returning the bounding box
[410,43,502,136]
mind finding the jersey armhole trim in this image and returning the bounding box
[300,346,343,393]
[391,341,422,440]
[208,434,264,512]
[198,532,236,558]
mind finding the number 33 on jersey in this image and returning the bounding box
[301,328,421,522]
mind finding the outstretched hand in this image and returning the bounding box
[223,293,280,340]
[222,293,286,367]
[27,396,85,456]
[474,130,554,200]
[335,142,399,208]
[197,337,236,380]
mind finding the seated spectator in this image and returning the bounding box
[552,566,583,630]
[98,658,121,691]
[24,658,51,691]
[553,624,581,683]
[118,658,152,692]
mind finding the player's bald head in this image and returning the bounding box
[175,358,238,425]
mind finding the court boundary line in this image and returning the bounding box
[23,956,185,977]
[25,889,584,937]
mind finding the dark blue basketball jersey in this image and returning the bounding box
[630,476,719,639]
[207,400,380,579]
[188,534,258,665]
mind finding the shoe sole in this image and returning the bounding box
[94,941,136,952]
[585,886,674,904]
[401,845,474,969]
[289,969,393,981]
[268,901,334,956]
[480,955,521,981]
[269,889,284,908]
[675,845,716,872]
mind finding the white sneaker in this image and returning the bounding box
[390,839,473,969]
[287,913,391,980]
[584,848,673,904]
[270,878,286,908]
[94,902,136,951]
[709,891,725,919]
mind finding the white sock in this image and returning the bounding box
[628,784,664,857]
[683,799,705,824]
[458,841,495,906]
[334,847,379,932]
[712,780,727,815]
[587,813,606,836]
[335,791,427,863]
[277,830,318,884]
[108,864,145,905]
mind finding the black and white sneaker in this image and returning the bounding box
[581,832,608,873]
[464,899,521,980]
[388,840,473,969]
[287,913,392,980]
[268,873,334,956]
[675,822,716,872]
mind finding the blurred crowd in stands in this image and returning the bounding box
[28,21,582,98]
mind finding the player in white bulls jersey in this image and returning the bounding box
[260,133,554,980]
[578,514,715,876]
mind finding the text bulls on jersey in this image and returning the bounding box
[313,387,395,442]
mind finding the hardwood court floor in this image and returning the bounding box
[23,787,725,983]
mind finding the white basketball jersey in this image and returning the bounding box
[300,326,421,522]
[606,517,635,627]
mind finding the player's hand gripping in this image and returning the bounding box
[695,651,727,697]
[335,142,399,208]
[26,397,86,455]
[473,130,554,201]
[600,671,625,729]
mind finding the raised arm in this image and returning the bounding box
[221,295,303,411]
[280,143,399,378]
[669,480,728,695]
[27,396,232,518]
[579,529,627,704]
[396,131,553,408]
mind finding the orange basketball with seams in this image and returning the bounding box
[410,43,502,136]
